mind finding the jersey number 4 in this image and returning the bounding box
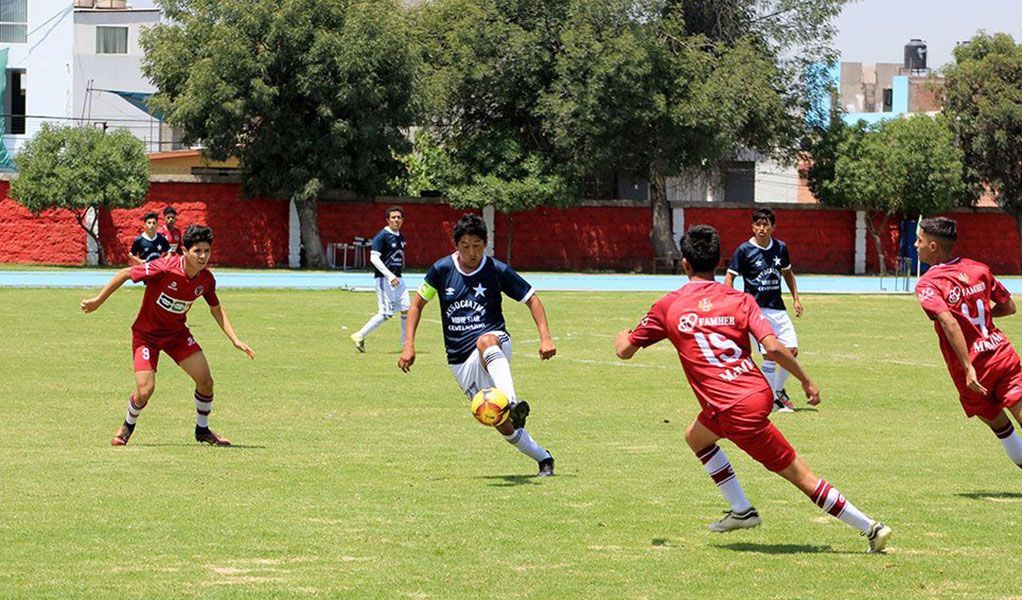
[960,300,989,336]
[694,332,743,367]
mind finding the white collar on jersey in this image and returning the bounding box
[384,226,399,235]
[452,253,488,277]
[748,236,774,251]
[141,231,158,242]
[936,257,962,266]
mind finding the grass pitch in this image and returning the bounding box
[2,287,1022,598]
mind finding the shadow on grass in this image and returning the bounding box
[128,443,267,450]
[715,542,853,555]
[478,474,541,487]
[791,407,819,413]
[957,491,1022,501]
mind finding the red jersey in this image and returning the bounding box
[629,280,775,412]
[915,257,1018,384]
[157,224,182,255]
[130,255,219,343]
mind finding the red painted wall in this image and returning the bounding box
[0,182,87,265]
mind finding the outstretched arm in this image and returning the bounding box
[992,297,1017,318]
[80,268,132,313]
[209,304,255,359]
[525,294,556,360]
[935,311,987,395]
[782,269,803,317]
[723,272,736,288]
[762,334,819,404]
[398,293,428,372]
[615,329,639,360]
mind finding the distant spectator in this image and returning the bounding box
[130,211,171,265]
[157,206,183,255]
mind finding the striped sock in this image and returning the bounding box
[809,479,872,533]
[696,444,752,513]
[482,345,516,403]
[993,422,1022,467]
[502,428,550,462]
[195,391,213,428]
[125,394,144,425]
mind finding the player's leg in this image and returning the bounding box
[979,408,1022,469]
[476,333,517,404]
[685,415,758,531]
[398,281,410,347]
[113,340,160,446]
[352,279,393,351]
[177,350,230,446]
[769,310,799,411]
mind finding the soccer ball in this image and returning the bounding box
[470,388,510,426]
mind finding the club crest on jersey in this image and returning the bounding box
[957,272,970,284]
[168,281,178,290]
[678,312,699,333]
[194,285,204,297]
[947,286,962,305]
[698,298,713,312]
[445,287,456,296]
[156,292,193,314]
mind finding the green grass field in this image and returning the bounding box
[3,287,1022,599]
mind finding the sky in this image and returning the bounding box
[833,0,1022,70]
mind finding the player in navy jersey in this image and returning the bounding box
[351,206,410,352]
[398,214,557,476]
[724,208,803,412]
[129,211,171,265]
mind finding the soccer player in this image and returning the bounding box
[129,211,171,265]
[615,225,891,552]
[351,206,409,353]
[157,206,183,255]
[724,208,803,412]
[81,224,255,446]
[397,214,556,476]
[914,216,1022,471]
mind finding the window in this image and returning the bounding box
[0,0,27,44]
[96,26,128,55]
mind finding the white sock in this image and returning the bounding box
[502,428,551,462]
[775,364,791,393]
[809,479,873,533]
[356,313,388,338]
[993,422,1022,466]
[125,394,144,425]
[195,390,213,428]
[482,345,516,403]
[760,360,778,392]
[400,313,408,346]
[695,445,753,513]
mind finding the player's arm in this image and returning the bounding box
[992,297,1017,318]
[781,268,803,317]
[934,310,988,394]
[525,294,556,360]
[723,272,736,288]
[398,291,429,372]
[80,267,132,313]
[615,329,639,359]
[369,251,399,288]
[209,304,255,359]
[761,334,820,404]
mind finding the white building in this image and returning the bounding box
[2,0,163,159]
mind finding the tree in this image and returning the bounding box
[142,0,418,268]
[9,123,150,266]
[805,114,965,274]
[943,32,1022,259]
[541,0,848,259]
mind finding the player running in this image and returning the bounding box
[351,206,409,353]
[914,216,1022,471]
[615,225,891,552]
[81,224,255,446]
[398,214,556,476]
[724,208,803,412]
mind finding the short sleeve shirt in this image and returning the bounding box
[157,225,182,255]
[727,238,792,310]
[370,227,406,279]
[129,256,219,344]
[130,233,171,262]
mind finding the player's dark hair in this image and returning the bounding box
[681,225,721,273]
[919,216,957,245]
[182,224,213,249]
[752,208,776,225]
[385,205,404,218]
[163,206,177,216]
[143,211,158,223]
[453,213,487,243]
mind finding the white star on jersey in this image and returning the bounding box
[773,256,782,266]
[472,283,487,297]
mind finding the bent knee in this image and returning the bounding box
[476,334,500,351]
[136,385,155,404]
[790,347,799,357]
[196,377,214,394]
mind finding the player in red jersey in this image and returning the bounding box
[157,206,183,255]
[914,216,1022,469]
[615,225,891,552]
[81,224,255,446]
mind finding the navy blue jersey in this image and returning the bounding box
[130,233,170,263]
[370,227,405,278]
[727,238,792,310]
[419,255,535,364]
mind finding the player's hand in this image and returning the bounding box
[803,380,821,405]
[234,339,256,360]
[538,337,556,360]
[793,298,804,318]
[965,364,988,395]
[80,297,102,313]
[398,346,416,372]
[390,276,400,288]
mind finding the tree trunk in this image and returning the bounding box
[72,207,105,266]
[294,195,326,269]
[505,212,513,264]
[650,167,678,260]
[867,212,891,277]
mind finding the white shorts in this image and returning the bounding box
[375,277,410,317]
[757,307,798,350]
[449,331,512,399]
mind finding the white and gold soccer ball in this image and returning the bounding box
[470,388,510,426]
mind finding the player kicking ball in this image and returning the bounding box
[915,217,1022,471]
[615,225,891,552]
[398,214,556,476]
[81,224,255,446]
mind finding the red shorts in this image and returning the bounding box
[958,360,1022,420]
[131,330,202,372]
[697,390,797,472]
